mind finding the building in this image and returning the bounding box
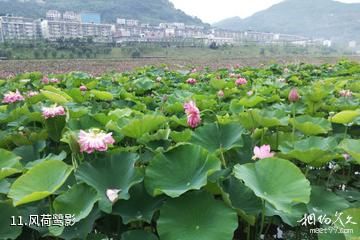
[116,18,139,27]
[81,23,114,42]
[323,40,332,47]
[46,10,62,21]
[40,19,113,42]
[0,16,37,41]
[63,11,81,22]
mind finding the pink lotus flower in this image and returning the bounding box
[106,189,121,203]
[2,90,25,104]
[79,85,87,91]
[229,73,236,78]
[252,145,275,160]
[26,91,39,97]
[191,68,197,73]
[50,78,60,83]
[288,88,300,102]
[184,101,201,128]
[78,129,115,154]
[217,90,224,98]
[42,77,50,84]
[42,105,66,119]
[339,90,352,98]
[235,78,247,86]
[186,78,197,85]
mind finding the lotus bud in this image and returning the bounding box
[217,90,224,98]
[288,88,300,102]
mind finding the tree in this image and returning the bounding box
[209,42,219,50]
[43,48,49,59]
[33,49,41,59]
[51,50,57,59]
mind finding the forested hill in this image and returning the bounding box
[214,0,360,42]
[0,0,204,25]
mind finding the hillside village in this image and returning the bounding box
[0,10,331,47]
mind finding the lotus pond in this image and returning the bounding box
[0,60,359,240]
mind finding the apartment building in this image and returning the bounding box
[63,11,81,22]
[0,16,37,42]
[40,19,113,42]
[46,10,62,21]
[81,23,114,42]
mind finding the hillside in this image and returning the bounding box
[0,0,204,25]
[214,0,360,42]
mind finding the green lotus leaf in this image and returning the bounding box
[265,203,307,227]
[279,137,339,167]
[113,183,165,224]
[170,129,192,143]
[307,186,350,215]
[221,176,261,225]
[0,201,22,239]
[121,115,167,139]
[41,90,70,104]
[290,115,332,135]
[190,123,245,153]
[334,208,360,240]
[0,179,10,194]
[318,230,346,240]
[252,109,289,127]
[108,108,133,119]
[0,149,22,180]
[121,230,158,240]
[8,160,73,206]
[331,110,360,124]
[75,152,143,213]
[339,139,360,164]
[60,208,101,240]
[45,115,66,142]
[237,111,260,129]
[229,99,245,114]
[90,90,114,101]
[53,183,98,222]
[238,96,265,108]
[158,191,238,240]
[233,158,311,213]
[210,79,227,90]
[132,77,156,92]
[144,144,221,198]
[43,86,73,101]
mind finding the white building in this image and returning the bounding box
[0,16,37,41]
[323,40,332,47]
[63,11,81,22]
[116,18,139,27]
[40,19,113,42]
[46,10,61,21]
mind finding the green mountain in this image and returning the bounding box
[0,0,204,25]
[214,0,360,43]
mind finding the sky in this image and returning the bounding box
[169,0,360,23]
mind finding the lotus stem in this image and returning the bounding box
[292,103,296,146]
[259,199,266,238]
[219,147,227,168]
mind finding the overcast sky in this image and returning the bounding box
[169,0,360,23]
